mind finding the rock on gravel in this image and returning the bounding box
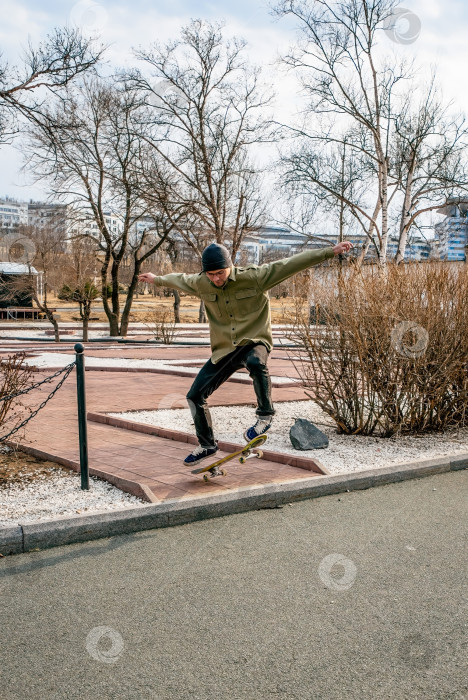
[109,400,468,476]
[289,418,329,450]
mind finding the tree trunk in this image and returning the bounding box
[396,166,415,265]
[379,156,389,265]
[173,289,181,323]
[110,261,120,335]
[53,320,60,343]
[32,285,59,342]
[100,254,120,336]
[82,300,91,342]
[198,299,206,323]
[120,261,142,336]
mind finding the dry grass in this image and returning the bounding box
[28,293,297,324]
[0,447,72,489]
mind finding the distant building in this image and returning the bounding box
[434,201,468,262]
[386,236,432,262]
[0,198,28,229]
[28,201,69,234]
[0,262,40,309]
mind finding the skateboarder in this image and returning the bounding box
[138,240,353,465]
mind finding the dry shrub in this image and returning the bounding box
[0,353,34,441]
[143,308,178,344]
[287,263,468,436]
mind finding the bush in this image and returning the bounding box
[287,263,468,436]
[143,308,178,344]
[0,353,34,442]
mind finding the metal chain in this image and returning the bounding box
[0,361,76,403]
[0,362,76,443]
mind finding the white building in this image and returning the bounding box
[434,201,468,262]
[0,198,28,229]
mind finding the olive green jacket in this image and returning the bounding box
[152,247,335,363]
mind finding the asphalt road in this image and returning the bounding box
[1,470,467,700]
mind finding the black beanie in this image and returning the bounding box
[201,243,232,272]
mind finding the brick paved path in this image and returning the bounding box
[12,345,322,503]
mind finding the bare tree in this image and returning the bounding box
[26,78,173,336]
[281,128,369,260]
[131,20,273,262]
[392,80,468,263]
[275,0,468,265]
[0,27,103,143]
[57,237,102,341]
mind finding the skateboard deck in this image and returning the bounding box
[191,434,268,481]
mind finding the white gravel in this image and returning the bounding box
[110,400,468,476]
[0,466,145,528]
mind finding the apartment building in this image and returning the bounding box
[434,201,468,262]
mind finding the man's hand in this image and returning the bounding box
[333,241,353,256]
[138,272,157,284]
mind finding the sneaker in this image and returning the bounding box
[244,416,273,442]
[183,444,218,466]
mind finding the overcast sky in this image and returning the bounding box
[1,0,468,204]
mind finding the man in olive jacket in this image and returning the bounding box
[139,240,352,465]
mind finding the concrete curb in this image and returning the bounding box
[1,453,466,556]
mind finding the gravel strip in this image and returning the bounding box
[110,401,468,475]
[0,470,145,527]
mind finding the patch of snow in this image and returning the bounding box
[20,353,298,383]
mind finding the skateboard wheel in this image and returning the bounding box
[256,450,263,459]
[203,474,210,482]
[220,469,227,476]
[239,456,246,464]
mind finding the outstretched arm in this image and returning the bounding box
[256,242,353,292]
[138,271,200,296]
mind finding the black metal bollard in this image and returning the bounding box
[74,343,89,490]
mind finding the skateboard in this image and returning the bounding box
[191,434,268,481]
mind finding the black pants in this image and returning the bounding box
[186,343,275,448]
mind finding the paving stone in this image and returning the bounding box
[14,347,319,507]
